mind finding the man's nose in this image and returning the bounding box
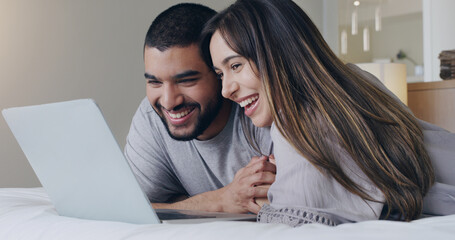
[161,84,184,110]
[221,75,239,99]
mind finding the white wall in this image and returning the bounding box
[0,1,327,187]
[339,13,423,77]
[323,0,339,55]
[423,0,455,82]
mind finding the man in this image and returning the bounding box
[124,3,274,214]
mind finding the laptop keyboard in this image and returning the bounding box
[156,211,213,220]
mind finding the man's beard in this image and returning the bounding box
[155,93,223,141]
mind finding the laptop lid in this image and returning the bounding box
[2,99,160,224]
[2,99,256,224]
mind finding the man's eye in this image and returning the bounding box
[177,78,198,85]
[147,80,162,85]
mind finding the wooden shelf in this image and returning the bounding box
[408,79,455,91]
[408,79,455,133]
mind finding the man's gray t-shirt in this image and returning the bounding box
[124,98,272,203]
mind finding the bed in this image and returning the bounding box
[1,188,454,240]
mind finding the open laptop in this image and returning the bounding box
[2,99,256,224]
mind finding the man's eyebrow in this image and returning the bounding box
[144,73,156,79]
[173,70,201,79]
[144,70,201,81]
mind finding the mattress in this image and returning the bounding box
[1,188,454,240]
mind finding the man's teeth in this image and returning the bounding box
[239,95,259,107]
[169,110,190,119]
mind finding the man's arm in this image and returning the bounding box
[152,155,276,214]
[126,99,275,213]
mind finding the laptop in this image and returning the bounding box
[2,99,256,224]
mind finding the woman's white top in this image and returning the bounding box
[267,123,385,222]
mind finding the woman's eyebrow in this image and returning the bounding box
[213,55,243,71]
[221,55,242,66]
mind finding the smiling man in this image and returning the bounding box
[144,44,227,141]
[124,3,275,214]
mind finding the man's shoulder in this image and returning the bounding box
[137,97,154,114]
[133,97,161,124]
[128,97,168,144]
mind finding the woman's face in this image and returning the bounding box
[209,31,273,127]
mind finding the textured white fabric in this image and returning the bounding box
[1,188,455,240]
[257,204,343,227]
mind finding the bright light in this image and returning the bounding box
[353,1,360,6]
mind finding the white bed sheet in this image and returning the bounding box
[1,188,454,240]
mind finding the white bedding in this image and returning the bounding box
[1,188,454,240]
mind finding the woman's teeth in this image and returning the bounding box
[169,109,190,119]
[239,95,259,107]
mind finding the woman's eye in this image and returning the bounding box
[216,72,223,80]
[231,63,241,71]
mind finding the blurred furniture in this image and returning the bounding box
[408,79,455,132]
[356,63,408,105]
[439,50,455,80]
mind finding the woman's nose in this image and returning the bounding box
[221,75,239,99]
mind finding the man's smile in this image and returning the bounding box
[162,106,197,126]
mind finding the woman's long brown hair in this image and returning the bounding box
[200,0,434,221]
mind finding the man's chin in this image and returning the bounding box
[158,112,199,141]
[167,125,199,141]
[168,131,198,141]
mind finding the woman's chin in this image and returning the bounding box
[252,117,273,128]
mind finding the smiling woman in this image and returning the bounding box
[210,32,273,127]
[199,0,452,226]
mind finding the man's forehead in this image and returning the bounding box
[144,45,210,79]
[144,44,201,60]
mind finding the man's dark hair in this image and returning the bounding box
[145,3,216,51]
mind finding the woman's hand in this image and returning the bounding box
[218,155,276,214]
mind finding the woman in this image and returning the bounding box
[200,0,438,226]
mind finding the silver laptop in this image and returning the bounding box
[2,99,256,224]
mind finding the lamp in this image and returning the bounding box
[341,30,348,55]
[375,6,382,31]
[351,2,359,35]
[363,27,370,52]
[396,50,423,76]
[341,0,384,55]
[355,63,408,105]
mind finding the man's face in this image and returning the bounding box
[144,44,223,141]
